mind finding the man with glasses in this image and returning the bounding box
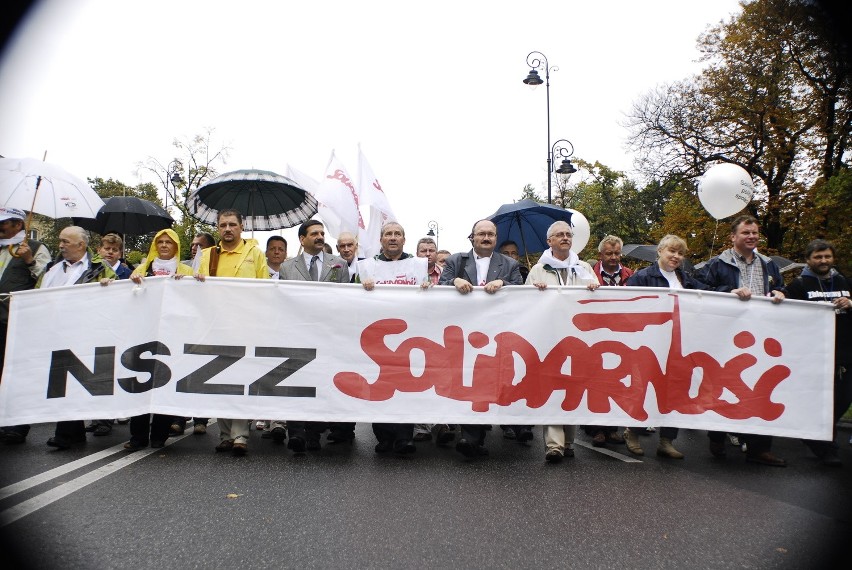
[439,219,523,459]
[527,221,599,463]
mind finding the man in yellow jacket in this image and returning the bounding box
[195,209,269,456]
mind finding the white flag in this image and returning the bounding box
[313,151,365,239]
[286,163,343,233]
[358,147,397,258]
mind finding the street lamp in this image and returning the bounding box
[551,139,577,181]
[166,160,184,212]
[426,220,439,249]
[523,50,559,204]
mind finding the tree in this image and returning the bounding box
[625,0,852,255]
[135,127,229,255]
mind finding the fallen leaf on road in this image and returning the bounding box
[776,548,787,554]
[226,493,242,499]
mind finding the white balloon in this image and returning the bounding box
[698,163,754,220]
[567,209,590,253]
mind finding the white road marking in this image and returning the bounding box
[574,440,644,463]
[0,430,194,527]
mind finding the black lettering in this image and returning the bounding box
[117,341,172,394]
[247,347,317,397]
[47,347,115,398]
[175,344,245,395]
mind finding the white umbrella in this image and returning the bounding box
[0,157,104,220]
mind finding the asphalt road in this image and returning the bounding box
[1,422,850,569]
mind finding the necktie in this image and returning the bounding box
[309,255,319,281]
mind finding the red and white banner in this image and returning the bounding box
[312,150,365,239]
[358,147,397,258]
[0,278,836,439]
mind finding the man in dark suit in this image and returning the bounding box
[438,219,523,458]
[279,219,351,453]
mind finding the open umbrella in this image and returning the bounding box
[0,157,104,220]
[486,199,573,257]
[72,196,174,235]
[185,169,318,231]
[623,243,695,273]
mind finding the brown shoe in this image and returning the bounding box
[746,451,786,467]
[657,437,684,459]
[606,431,624,444]
[215,439,234,452]
[623,428,644,456]
[592,432,607,447]
[231,442,247,456]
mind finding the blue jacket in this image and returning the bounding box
[626,263,710,290]
[694,249,783,294]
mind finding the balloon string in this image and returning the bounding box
[710,219,719,256]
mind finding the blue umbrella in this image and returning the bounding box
[486,199,573,256]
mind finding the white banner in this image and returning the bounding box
[0,278,836,439]
[358,147,397,258]
[313,150,365,238]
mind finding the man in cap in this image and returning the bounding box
[0,208,51,444]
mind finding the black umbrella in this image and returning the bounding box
[623,243,695,272]
[185,169,318,231]
[486,199,573,257]
[72,196,174,235]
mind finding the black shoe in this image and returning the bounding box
[150,440,166,449]
[456,439,476,458]
[92,424,112,436]
[47,435,85,450]
[327,430,355,444]
[287,436,306,453]
[124,440,148,451]
[393,439,416,454]
[502,428,516,440]
[822,448,842,466]
[375,440,393,453]
[516,428,533,443]
[270,426,287,443]
[3,431,26,444]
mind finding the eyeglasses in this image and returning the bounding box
[548,232,573,239]
[473,232,497,238]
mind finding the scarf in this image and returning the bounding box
[0,230,25,247]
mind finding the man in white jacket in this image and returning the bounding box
[527,221,599,464]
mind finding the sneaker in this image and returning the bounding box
[545,449,563,463]
[193,423,207,435]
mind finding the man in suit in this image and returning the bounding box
[438,219,523,459]
[279,219,351,453]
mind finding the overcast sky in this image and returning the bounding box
[0,0,743,254]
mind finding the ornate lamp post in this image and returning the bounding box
[426,220,439,249]
[523,50,558,204]
[166,160,183,212]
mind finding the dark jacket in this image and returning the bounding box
[627,262,710,290]
[38,250,116,288]
[785,267,851,365]
[694,248,783,294]
[438,250,523,287]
